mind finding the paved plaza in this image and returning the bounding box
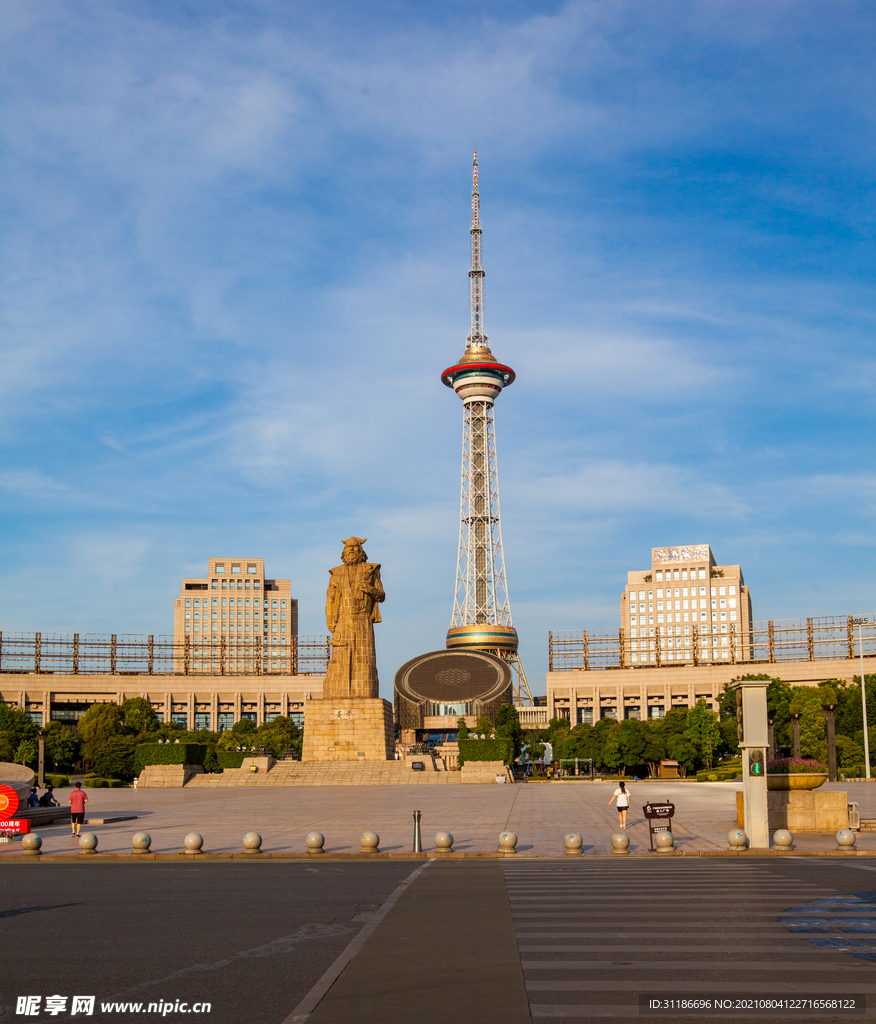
[4,780,875,858]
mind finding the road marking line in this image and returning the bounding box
[280,861,432,1024]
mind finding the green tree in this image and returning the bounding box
[90,735,137,780]
[601,724,622,772]
[14,738,38,767]
[456,717,469,740]
[256,716,302,758]
[836,674,876,743]
[0,704,38,749]
[495,704,523,759]
[121,697,159,735]
[790,683,837,758]
[685,699,721,768]
[78,702,125,746]
[617,719,646,771]
[641,720,667,777]
[45,722,78,771]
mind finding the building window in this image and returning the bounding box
[232,564,240,574]
[729,585,736,595]
[215,565,224,574]
[719,586,726,596]
[272,600,278,608]
[212,581,218,589]
[218,712,234,732]
[254,581,260,589]
[730,611,737,621]
[248,565,257,574]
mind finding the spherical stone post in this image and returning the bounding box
[305,832,325,854]
[242,832,262,854]
[184,832,204,856]
[655,831,675,854]
[727,828,748,851]
[131,832,152,855]
[773,829,794,851]
[836,829,857,852]
[610,832,630,855]
[78,833,98,856]
[498,831,518,855]
[360,831,380,854]
[563,833,584,856]
[21,833,42,856]
[434,831,454,854]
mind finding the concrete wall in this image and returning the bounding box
[547,656,876,724]
[0,672,324,730]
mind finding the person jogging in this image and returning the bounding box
[69,782,88,837]
[609,780,630,828]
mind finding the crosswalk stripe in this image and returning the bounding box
[521,961,869,971]
[504,863,876,1020]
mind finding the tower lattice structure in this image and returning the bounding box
[441,153,533,706]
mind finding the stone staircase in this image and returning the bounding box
[186,759,512,787]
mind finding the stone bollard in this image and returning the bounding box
[434,831,454,854]
[360,831,380,854]
[79,833,98,856]
[727,828,748,851]
[131,832,152,855]
[184,832,204,856]
[773,829,794,851]
[655,831,675,854]
[21,833,42,856]
[563,833,584,856]
[610,832,630,855]
[242,832,262,854]
[836,829,857,853]
[498,831,518,855]
[305,831,325,854]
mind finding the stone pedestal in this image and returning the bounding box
[736,789,850,833]
[302,697,393,762]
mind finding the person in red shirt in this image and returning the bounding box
[69,782,88,837]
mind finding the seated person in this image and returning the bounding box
[38,786,60,807]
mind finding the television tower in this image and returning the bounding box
[441,153,533,705]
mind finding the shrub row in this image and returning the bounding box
[134,743,208,776]
[458,737,513,767]
[83,776,126,788]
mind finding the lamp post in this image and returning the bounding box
[822,703,838,783]
[791,713,802,760]
[852,617,870,780]
[37,728,47,789]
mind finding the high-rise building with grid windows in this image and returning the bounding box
[620,544,753,665]
[173,558,298,674]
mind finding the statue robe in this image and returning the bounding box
[323,561,385,699]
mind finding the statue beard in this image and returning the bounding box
[342,547,366,565]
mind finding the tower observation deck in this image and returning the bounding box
[441,153,533,705]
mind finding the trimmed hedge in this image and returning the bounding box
[696,769,740,782]
[44,773,70,788]
[458,737,512,767]
[83,776,125,788]
[134,743,208,776]
[217,751,246,770]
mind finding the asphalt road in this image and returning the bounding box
[5,857,876,1024]
[0,861,415,1024]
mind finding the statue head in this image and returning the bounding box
[341,537,367,565]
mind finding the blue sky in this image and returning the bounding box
[1,0,874,698]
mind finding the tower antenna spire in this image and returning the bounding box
[440,153,533,705]
[467,150,488,352]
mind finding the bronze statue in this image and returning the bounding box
[323,537,385,699]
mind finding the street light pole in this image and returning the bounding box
[852,617,870,780]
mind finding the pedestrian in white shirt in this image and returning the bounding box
[609,780,630,828]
